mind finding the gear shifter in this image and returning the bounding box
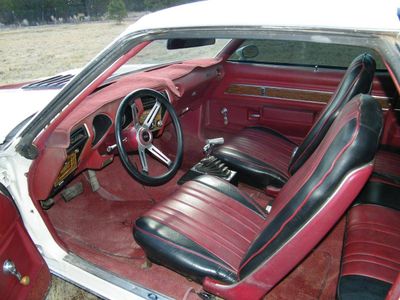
[178,136,237,185]
[203,137,224,156]
[196,155,231,178]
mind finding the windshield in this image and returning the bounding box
[126,39,230,67]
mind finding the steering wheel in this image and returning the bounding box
[115,88,183,186]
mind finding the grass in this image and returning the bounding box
[0,17,143,85]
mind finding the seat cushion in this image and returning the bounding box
[134,175,266,284]
[213,127,296,188]
[353,179,400,211]
[338,204,400,300]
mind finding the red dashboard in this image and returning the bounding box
[28,58,223,201]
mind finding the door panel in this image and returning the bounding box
[0,191,50,300]
[205,62,395,143]
[261,106,314,139]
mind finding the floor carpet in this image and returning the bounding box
[47,156,344,299]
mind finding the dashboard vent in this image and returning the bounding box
[22,74,74,90]
[69,126,88,151]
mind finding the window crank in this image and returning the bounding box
[221,107,229,126]
[3,259,30,286]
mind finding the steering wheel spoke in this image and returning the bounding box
[130,102,140,129]
[138,146,149,173]
[148,144,172,167]
[143,101,161,128]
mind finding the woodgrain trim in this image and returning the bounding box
[225,83,391,109]
[266,87,331,103]
[226,84,264,97]
[226,83,331,104]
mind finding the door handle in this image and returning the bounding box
[221,107,229,125]
[3,259,30,286]
[249,113,261,118]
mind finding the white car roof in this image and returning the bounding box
[124,0,400,34]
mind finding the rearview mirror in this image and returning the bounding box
[235,45,259,60]
[167,38,216,50]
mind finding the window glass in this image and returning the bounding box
[228,39,385,70]
[128,39,229,66]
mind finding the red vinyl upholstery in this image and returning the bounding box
[373,148,400,184]
[134,95,382,299]
[342,205,400,284]
[338,181,400,300]
[338,204,400,300]
[387,273,400,300]
[135,175,266,283]
[214,53,376,188]
[212,127,295,187]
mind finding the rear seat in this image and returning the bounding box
[338,179,400,299]
[374,147,400,185]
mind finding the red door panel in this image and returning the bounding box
[260,105,314,138]
[0,192,50,300]
[374,72,400,148]
[204,61,395,143]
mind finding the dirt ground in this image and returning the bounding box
[46,276,99,300]
[0,13,146,85]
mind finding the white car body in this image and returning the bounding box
[1,1,399,299]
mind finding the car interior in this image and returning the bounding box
[24,37,400,299]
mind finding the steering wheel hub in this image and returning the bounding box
[138,127,153,145]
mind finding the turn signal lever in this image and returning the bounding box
[203,137,224,156]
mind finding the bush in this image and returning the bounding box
[107,0,127,23]
[143,0,196,11]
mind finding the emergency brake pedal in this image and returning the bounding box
[61,182,83,202]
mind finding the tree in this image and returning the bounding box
[143,0,195,11]
[107,0,127,23]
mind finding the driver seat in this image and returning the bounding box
[134,94,382,299]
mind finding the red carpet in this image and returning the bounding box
[47,155,344,299]
[46,157,203,299]
[266,218,345,299]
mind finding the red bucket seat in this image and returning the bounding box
[134,94,382,299]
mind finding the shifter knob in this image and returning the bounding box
[205,137,224,145]
[203,137,224,156]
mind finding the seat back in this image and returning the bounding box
[238,94,382,281]
[288,53,376,175]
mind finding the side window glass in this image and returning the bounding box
[228,39,385,70]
